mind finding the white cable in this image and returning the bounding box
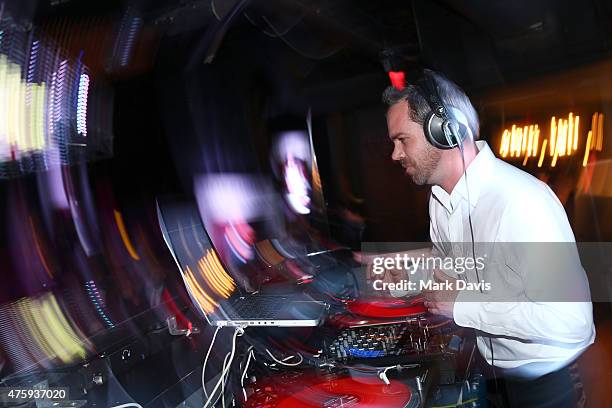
[202,325,222,399]
[264,348,303,366]
[110,404,143,408]
[210,351,233,408]
[203,327,244,408]
[240,347,255,401]
[221,352,231,408]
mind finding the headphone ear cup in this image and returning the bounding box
[424,111,454,149]
[447,106,470,144]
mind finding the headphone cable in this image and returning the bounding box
[458,140,502,406]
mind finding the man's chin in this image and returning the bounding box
[408,171,426,185]
[411,176,426,185]
[403,167,426,185]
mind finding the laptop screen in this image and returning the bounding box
[157,197,242,323]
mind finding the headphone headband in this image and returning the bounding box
[415,74,447,119]
[413,71,466,150]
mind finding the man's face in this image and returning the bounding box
[386,101,441,185]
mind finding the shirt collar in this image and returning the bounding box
[431,140,495,213]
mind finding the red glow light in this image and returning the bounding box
[388,71,406,90]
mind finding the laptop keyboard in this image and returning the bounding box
[226,296,288,319]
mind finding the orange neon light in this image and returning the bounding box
[114,210,140,261]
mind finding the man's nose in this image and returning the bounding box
[391,144,403,161]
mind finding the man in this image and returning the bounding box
[380,69,595,407]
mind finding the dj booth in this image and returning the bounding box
[0,200,487,408]
[152,196,487,407]
[192,298,487,408]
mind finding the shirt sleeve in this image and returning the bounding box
[453,188,594,345]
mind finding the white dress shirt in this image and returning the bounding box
[429,141,595,379]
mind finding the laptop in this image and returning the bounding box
[156,197,327,327]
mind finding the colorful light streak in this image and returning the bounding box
[0,26,100,179]
[180,248,236,317]
[499,124,540,159]
[199,249,236,299]
[183,265,218,315]
[114,209,141,261]
[0,55,48,161]
[85,280,115,328]
[498,112,606,169]
[581,112,605,167]
[6,294,91,367]
[223,221,254,263]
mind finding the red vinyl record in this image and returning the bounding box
[244,371,413,408]
[277,376,412,407]
[346,297,426,318]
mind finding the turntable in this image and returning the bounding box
[242,369,422,408]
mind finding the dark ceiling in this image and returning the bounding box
[12,0,612,97]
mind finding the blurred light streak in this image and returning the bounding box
[38,294,89,362]
[122,17,142,67]
[284,154,311,215]
[597,113,604,151]
[223,221,254,263]
[28,216,54,279]
[5,294,91,369]
[589,113,597,150]
[224,231,247,263]
[0,302,42,373]
[549,114,579,158]
[551,143,559,167]
[111,9,143,69]
[39,162,70,209]
[26,40,40,83]
[114,209,141,261]
[183,266,218,314]
[580,112,605,170]
[573,115,580,151]
[254,240,286,266]
[76,73,89,136]
[550,117,556,155]
[498,113,592,168]
[63,164,101,256]
[500,129,509,157]
[500,124,540,159]
[0,55,49,161]
[198,249,236,298]
[583,131,593,167]
[537,139,548,168]
[84,280,115,328]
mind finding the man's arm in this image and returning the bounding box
[454,300,593,344]
[453,195,594,346]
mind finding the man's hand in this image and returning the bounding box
[353,248,432,284]
[423,269,459,319]
[353,251,406,284]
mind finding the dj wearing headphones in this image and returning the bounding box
[380,69,595,407]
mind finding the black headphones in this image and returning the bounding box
[413,71,469,150]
